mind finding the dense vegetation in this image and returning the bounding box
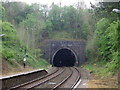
[0,1,119,75]
[85,2,120,75]
[1,20,49,69]
[0,4,49,70]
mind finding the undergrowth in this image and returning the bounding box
[85,19,120,77]
[1,21,50,70]
[83,60,118,78]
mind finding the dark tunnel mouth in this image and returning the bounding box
[52,48,77,67]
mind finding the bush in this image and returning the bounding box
[86,19,120,74]
[1,21,49,69]
[2,48,15,60]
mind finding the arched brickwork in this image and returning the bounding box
[41,40,86,66]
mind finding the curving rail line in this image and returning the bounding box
[52,67,81,89]
[27,67,66,89]
[52,67,73,89]
[71,67,81,89]
[10,67,64,89]
[9,67,81,89]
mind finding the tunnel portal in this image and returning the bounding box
[42,40,86,66]
[52,48,76,67]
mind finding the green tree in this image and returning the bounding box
[49,4,62,31]
[0,4,5,21]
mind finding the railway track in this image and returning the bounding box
[10,67,64,89]
[9,67,81,89]
[52,67,81,89]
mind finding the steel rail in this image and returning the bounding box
[52,67,73,90]
[52,67,81,89]
[10,67,60,89]
[27,67,66,89]
[71,67,81,89]
[10,67,81,90]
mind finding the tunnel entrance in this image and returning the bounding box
[52,48,76,67]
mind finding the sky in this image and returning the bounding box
[8,0,96,7]
[7,0,120,8]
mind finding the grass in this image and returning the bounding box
[1,21,50,74]
[26,54,50,69]
[83,60,118,78]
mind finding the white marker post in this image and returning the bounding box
[112,9,120,20]
[112,9,120,13]
[0,34,5,37]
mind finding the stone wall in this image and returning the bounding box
[41,40,86,66]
